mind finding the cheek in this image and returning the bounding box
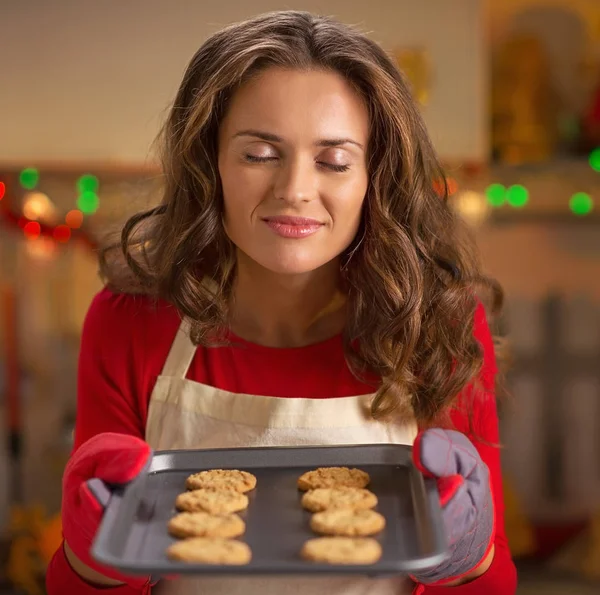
[329,180,368,231]
[221,167,265,225]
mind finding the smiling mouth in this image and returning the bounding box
[261,216,324,238]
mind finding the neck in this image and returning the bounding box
[229,252,346,348]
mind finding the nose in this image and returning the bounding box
[273,156,317,204]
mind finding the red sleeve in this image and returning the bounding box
[46,288,175,595]
[415,302,517,594]
[46,544,150,595]
[72,288,147,449]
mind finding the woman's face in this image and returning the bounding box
[218,67,369,275]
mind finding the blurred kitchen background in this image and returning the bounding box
[1,0,600,593]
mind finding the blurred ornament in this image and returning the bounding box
[0,181,5,200]
[491,35,559,164]
[451,190,491,226]
[503,478,536,557]
[38,513,63,566]
[394,47,431,105]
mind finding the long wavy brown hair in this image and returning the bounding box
[100,10,503,425]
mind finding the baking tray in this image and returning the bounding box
[91,444,449,577]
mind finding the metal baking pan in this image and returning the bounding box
[91,444,449,576]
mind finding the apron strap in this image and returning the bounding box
[161,318,197,379]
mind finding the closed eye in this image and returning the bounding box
[244,154,278,163]
[323,163,350,173]
[244,155,349,172]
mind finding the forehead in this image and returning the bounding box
[220,67,369,143]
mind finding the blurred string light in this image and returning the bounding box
[77,174,99,193]
[569,192,594,216]
[433,177,459,198]
[452,190,490,226]
[0,173,100,251]
[25,235,56,260]
[22,192,57,223]
[589,148,600,173]
[76,174,100,214]
[77,191,99,214]
[446,178,459,195]
[506,184,528,208]
[23,221,41,240]
[53,224,71,243]
[65,209,84,228]
[485,183,506,207]
[484,183,528,208]
[19,168,39,190]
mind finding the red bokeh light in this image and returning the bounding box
[53,224,71,243]
[23,221,41,239]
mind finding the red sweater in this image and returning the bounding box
[46,288,517,594]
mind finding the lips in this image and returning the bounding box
[261,216,324,239]
[262,216,323,226]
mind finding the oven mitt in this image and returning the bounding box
[61,432,154,588]
[411,429,495,585]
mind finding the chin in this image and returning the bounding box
[253,251,334,276]
[260,259,327,276]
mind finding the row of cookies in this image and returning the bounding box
[297,467,384,565]
[166,469,257,565]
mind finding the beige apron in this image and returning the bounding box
[146,319,417,595]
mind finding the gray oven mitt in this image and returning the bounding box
[411,429,495,584]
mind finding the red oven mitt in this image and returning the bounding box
[61,432,154,587]
[411,429,495,585]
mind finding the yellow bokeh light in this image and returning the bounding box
[452,190,491,226]
[22,192,58,223]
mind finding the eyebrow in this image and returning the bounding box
[232,129,364,150]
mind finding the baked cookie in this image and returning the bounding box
[310,509,386,537]
[301,537,382,565]
[167,512,246,539]
[176,488,249,515]
[301,487,378,512]
[167,537,252,565]
[186,469,257,493]
[297,467,370,491]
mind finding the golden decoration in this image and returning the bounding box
[394,47,431,105]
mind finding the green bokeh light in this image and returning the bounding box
[77,174,99,194]
[77,191,100,214]
[19,168,39,190]
[485,183,506,207]
[589,148,600,173]
[506,184,529,208]
[569,192,594,216]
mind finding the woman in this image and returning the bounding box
[46,10,517,595]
